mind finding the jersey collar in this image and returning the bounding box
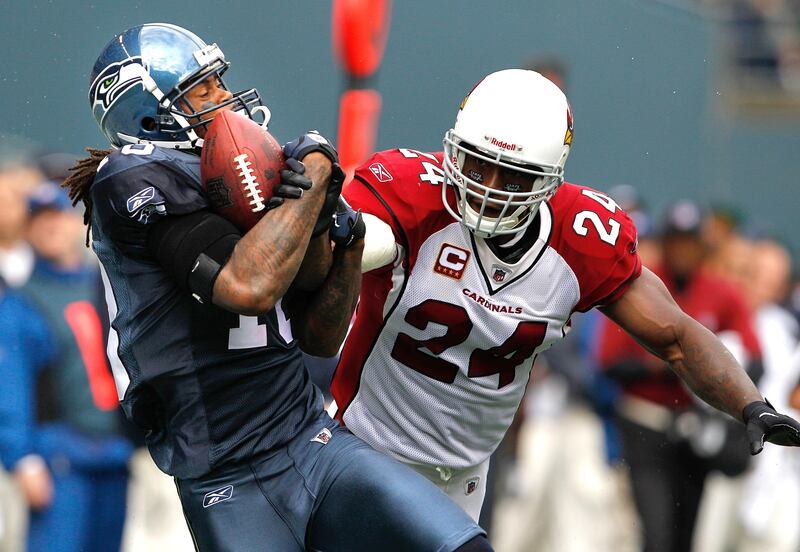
[469,202,553,295]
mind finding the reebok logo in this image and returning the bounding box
[203,485,233,508]
[126,187,156,213]
[369,162,393,182]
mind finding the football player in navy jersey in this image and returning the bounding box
[64,23,492,552]
[321,69,800,522]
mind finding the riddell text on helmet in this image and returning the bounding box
[488,137,517,151]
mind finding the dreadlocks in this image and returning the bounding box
[62,147,111,246]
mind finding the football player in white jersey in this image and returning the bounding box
[324,69,800,520]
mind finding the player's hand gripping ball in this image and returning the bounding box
[200,110,295,232]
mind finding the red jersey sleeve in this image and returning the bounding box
[344,148,453,270]
[548,183,642,312]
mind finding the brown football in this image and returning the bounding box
[200,110,286,232]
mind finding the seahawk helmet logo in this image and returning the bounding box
[89,56,147,114]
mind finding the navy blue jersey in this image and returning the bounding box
[90,144,321,478]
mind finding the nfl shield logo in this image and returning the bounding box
[465,477,480,495]
[491,265,508,282]
[311,427,332,445]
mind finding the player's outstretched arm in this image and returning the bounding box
[212,153,331,315]
[289,199,366,357]
[600,267,800,453]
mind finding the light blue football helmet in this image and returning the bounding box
[88,23,270,149]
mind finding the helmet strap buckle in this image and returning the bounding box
[156,113,176,126]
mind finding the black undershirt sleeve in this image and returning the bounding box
[146,210,241,304]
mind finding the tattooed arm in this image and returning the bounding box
[599,267,762,420]
[212,153,331,315]
[287,238,364,357]
[289,233,334,292]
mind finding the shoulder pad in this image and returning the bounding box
[346,148,453,253]
[91,145,209,256]
[93,146,207,225]
[548,183,642,311]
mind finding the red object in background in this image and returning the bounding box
[332,0,392,77]
[337,89,382,182]
[332,0,392,183]
[64,301,118,411]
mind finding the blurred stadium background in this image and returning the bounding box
[3,0,800,250]
[3,1,800,551]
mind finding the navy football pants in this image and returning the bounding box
[176,413,483,551]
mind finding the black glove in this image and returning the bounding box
[266,158,313,211]
[742,398,800,455]
[312,163,346,236]
[330,197,366,249]
[282,130,339,164]
[282,131,344,236]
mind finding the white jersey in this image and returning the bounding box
[331,149,641,469]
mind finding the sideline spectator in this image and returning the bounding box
[0,158,40,287]
[702,204,743,268]
[597,200,761,552]
[0,278,56,552]
[694,238,800,552]
[18,181,132,552]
